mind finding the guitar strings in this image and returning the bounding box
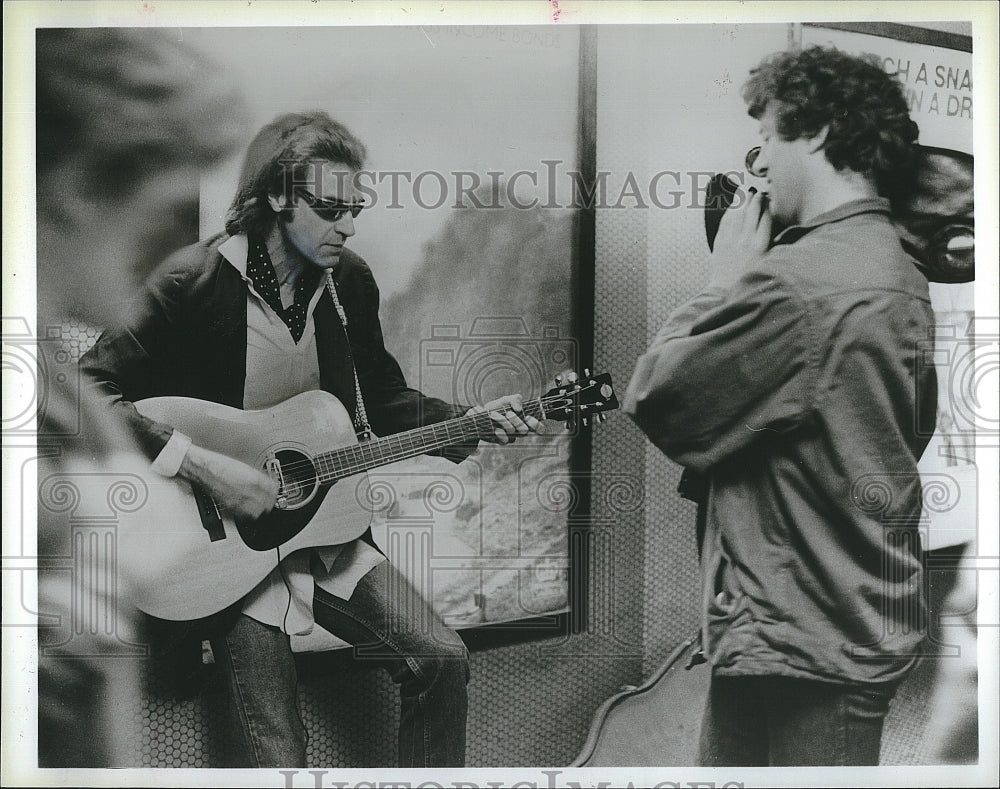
[209,407,527,515]
[200,386,605,515]
[265,388,600,486]
[273,403,533,481]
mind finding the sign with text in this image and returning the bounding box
[800,25,973,154]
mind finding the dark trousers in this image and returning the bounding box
[698,674,900,766]
[209,560,469,768]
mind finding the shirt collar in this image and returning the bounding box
[772,197,892,245]
[219,233,325,293]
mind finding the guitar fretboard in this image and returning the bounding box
[313,398,547,482]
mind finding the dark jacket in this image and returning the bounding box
[80,233,471,462]
[624,199,937,684]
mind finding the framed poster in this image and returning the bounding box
[49,24,597,648]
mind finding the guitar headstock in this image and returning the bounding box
[541,370,620,428]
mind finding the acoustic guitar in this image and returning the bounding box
[120,371,618,621]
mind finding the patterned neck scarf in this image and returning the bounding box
[246,236,321,343]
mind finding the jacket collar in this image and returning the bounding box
[218,234,250,275]
[773,197,892,246]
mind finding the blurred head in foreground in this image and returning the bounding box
[35,27,248,327]
[34,27,247,769]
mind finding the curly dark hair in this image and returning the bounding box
[742,45,920,197]
[225,111,367,237]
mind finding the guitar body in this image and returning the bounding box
[116,372,620,622]
[572,634,710,766]
[121,390,372,621]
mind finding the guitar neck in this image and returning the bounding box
[313,398,546,482]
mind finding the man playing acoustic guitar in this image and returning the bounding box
[81,111,540,768]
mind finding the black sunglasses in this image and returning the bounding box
[294,187,365,222]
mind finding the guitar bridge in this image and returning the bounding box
[266,453,289,509]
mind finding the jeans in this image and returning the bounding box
[209,560,469,768]
[698,674,900,766]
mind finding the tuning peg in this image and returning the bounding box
[583,368,591,377]
[565,420,574,430]
[567,371,578,384]
[581,417,590,427]
[596,413,607,423]
[555,374,563,385]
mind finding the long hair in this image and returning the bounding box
[742,46,920,198]
[224,111,367,237]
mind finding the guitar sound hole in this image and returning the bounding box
[270,449,319,509]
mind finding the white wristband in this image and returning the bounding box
[150,431,193,478]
